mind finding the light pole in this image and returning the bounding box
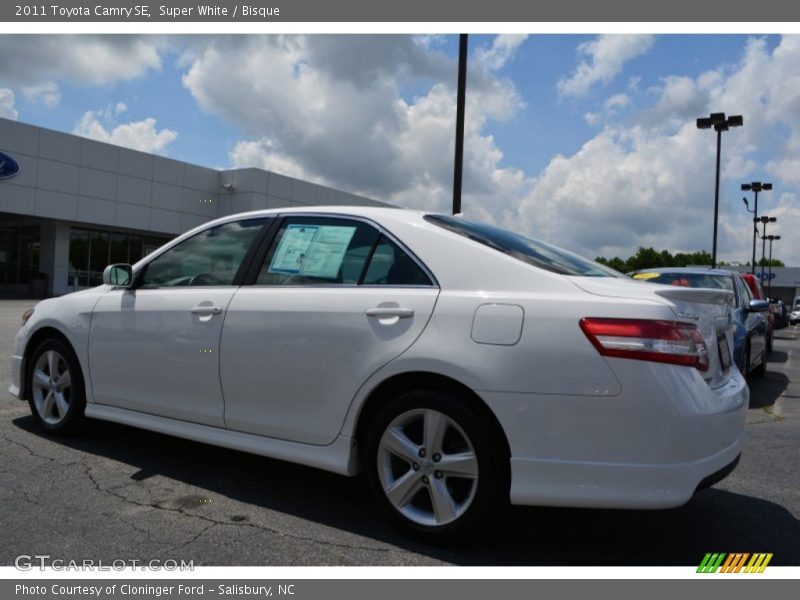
[697,112,743,268]
[758,216,777,281]
[766,234,781,298]
[742,181,772,273]
[452,34,468,215]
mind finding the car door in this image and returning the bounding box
[220,215,439,445]
[88,218,269,426]
[737,275,766,365]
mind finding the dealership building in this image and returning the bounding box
[0,117,387,297]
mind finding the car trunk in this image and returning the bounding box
[571,277,736,387]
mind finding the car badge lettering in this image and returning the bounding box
[678,312,700,321]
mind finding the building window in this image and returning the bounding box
[0,225,41,286]
[69,227,171,291]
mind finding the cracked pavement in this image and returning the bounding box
[1,300,798,565]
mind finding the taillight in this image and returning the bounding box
[579,318,709,372]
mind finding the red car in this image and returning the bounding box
[741,273,774,352]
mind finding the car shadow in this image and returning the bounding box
[12,415,800,566]
[748,372,789,409]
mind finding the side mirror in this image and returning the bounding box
[748,299,770,313]
[102,264,133,288]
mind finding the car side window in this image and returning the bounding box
[256,217,379,286]
[740,278,752,307]
[139,219,267,288]
[362,235,433,286]
[255,217,435,287]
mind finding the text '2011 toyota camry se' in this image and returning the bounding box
[9,206,747,539]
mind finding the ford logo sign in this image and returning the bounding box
[0,151,20,179]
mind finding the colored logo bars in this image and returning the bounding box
[697,552,773,573]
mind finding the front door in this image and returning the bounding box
[88,218,269,426]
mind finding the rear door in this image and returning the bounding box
[220,215,439,444]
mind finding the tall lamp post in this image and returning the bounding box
[758,215,777,281]
[742,181,772,273]
[766,234,781,298]
[697,112,743,268]
[452,34,468,215]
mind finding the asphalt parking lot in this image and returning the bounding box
[1,299,798,566]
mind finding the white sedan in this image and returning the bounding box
[9,206,748,538]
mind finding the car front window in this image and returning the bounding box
[139,218,267,288]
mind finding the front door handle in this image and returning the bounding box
[190,305,223,316]
[365,307,414,319]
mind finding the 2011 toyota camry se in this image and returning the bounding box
[9,206,748,538]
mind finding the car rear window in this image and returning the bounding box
[424,214,621,277]
[632,272,735,293]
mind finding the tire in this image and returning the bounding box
[766,331,773,354]
[363,389,509,541]
[27,337,86,434]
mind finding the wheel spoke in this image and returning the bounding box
[429,478,458,523]
[423,409,448,455]
[42,391,55,419]
[54,392,69,418]
[46,351,57,377]
[437,451,478,478]
[381,427,420,464]
[33,369,50,388]
[385,469,423,509]
[56,369,71,389]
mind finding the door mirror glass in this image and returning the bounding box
[102,264,133,288]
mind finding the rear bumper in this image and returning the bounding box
[482,361,748,509]
[508,441,742,509]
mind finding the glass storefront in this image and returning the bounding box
[0,225,41,286]
[69,227,171,290]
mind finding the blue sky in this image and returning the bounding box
[1,34,798,264]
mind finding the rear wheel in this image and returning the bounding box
[27,338,86,434]
[363,389,508,540]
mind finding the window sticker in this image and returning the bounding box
[268,224,357,279]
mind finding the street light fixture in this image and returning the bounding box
[757,215,777,281]
[741,181,773,273]
[697,112,744,268]
[766,234,781,298]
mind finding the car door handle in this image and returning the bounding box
[190,305,223,316]
[365,307,414,319]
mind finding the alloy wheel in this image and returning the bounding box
[376,408,479,527]
[31,350,72,425]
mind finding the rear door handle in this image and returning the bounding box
[365,307,414,319]
[190,305,223,316]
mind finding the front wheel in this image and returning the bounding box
[363,389,508,540]
[27,338,86,434]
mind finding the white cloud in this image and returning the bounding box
[183,35,524,212]
[21,81,60,108]
[0,88,17,119]
[475,34,528,70]
[584,93,631,126]
[0,36,162,86]
[115,102,128,115]
[518,35,800,264]
[558,35,655,97]
[74,110,177,153]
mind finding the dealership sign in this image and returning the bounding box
[0,151,20,179]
